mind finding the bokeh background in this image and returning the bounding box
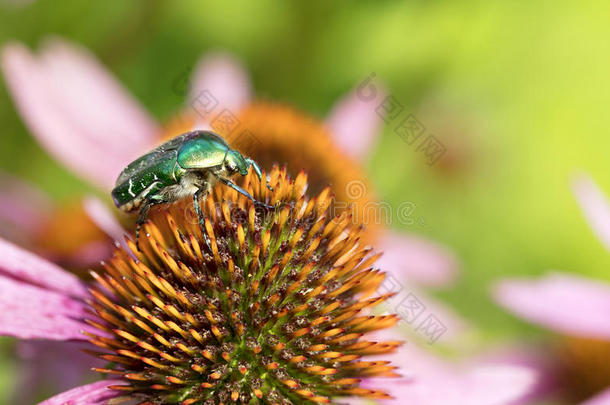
[1,1,609,403]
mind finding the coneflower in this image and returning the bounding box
[87,167,401,404]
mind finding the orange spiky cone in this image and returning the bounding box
[86,167,401,404]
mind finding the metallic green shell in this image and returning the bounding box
[111,152,184,209]
[111,131,234,210]
[176,132,230,169]
[115,134,187,187]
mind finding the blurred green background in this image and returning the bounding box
[1,0,610,402]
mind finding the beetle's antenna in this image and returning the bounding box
[245,158,263,180]
[246,158,273,191]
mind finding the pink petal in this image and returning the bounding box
[0,237,88,299]
[450,365,537,405]
[39,379,123,405]
[0,172,51,241]
[381,284,468,345]
[12,340,103,404]
[582,388,610,405]
[572,174,610,251]
[477,345,560,403]
[357,337,537,405]
[39,38,158,144]
[1,39,159,189]
[493,273,610,339]
[0,276,90,340]
[188,52,252,125]
[376,230,459,287]
[59,240,113,269]
[82,196,125,243]
[326,81,386,161]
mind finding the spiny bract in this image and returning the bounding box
[87,167,402,404]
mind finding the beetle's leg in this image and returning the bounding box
[133,183,165,252]
[193,188,212,252]
[135,202,154,252]
[218,177,275,209]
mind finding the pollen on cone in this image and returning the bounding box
[86,167,401,404]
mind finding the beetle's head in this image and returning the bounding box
[225,150,249,176]
[225,150,273,191]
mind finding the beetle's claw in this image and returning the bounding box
[266,183,274,192]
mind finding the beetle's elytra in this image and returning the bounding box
[112,130,274,250]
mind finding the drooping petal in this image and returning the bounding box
[493,273,610,339]
[404,286,467,343]
[0,276,90,340]
[582,388,610,405]
[82,196,125,243]
[0,172,51,243]
[0,237,88,299]
[377,352,535,404]
[12,340,103,405]
[376,230,458,287]
[477,344,560,403]
[1,39,159,189]
[188,52,252,126]
[326,82,386,161]
[379,283,468,345]
[39,38,158,145]
[451,365,537,405]
[82,196,133,256]
[355,331,537,405]
[59,240,113,270]
[38,379,124,405]
[32,198,113,269]
[572,174,610,251]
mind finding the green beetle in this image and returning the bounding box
[112,130,273,250]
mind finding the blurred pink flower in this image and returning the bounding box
[1,37,458,288]
[493,174,610,403]
[0,172,52,246]
[0,172,114,268]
